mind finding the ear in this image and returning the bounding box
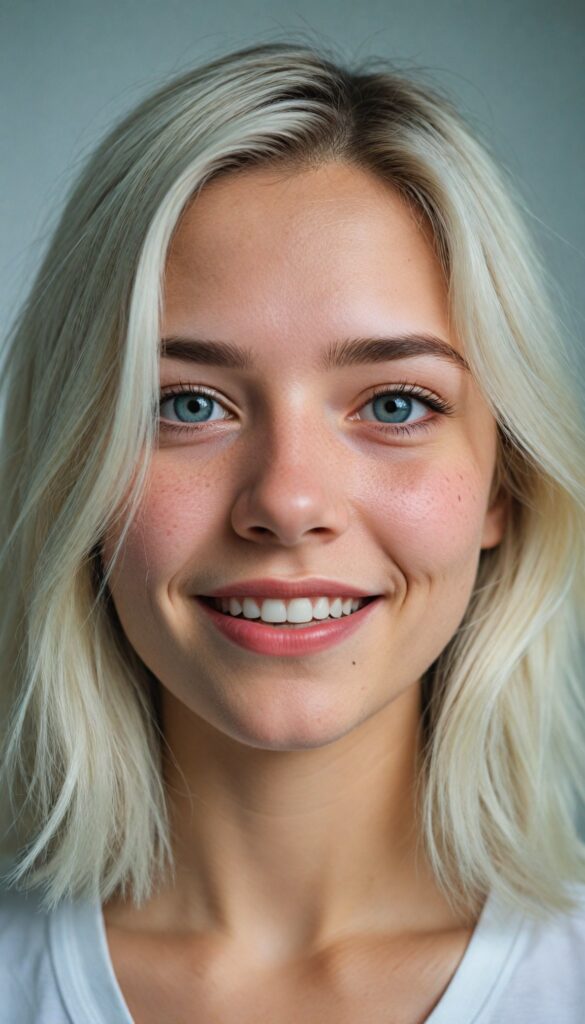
[480,485,509,550]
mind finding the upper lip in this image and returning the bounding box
[200,578,379,599]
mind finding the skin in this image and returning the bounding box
[101,162,507,1019]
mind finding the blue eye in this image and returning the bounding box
[372,393,418,421]
[361,392,427,425]
[159,390,230,426]
[158,382,454,438]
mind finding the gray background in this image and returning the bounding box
[0,0,584,371]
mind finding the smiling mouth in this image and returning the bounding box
[197,598,379,626]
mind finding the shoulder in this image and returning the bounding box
[0,877,70,1023]
[520,883,585,968]
[491,884,585,1024]
[0,880,51,972]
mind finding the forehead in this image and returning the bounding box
[162,162,456,365]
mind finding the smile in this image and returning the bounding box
[195,595,382,656]
[202,594,373,626]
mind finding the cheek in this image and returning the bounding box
[361,458,489,575]
[101,460,226,593]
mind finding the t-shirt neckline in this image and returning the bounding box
[424,887,527,1022]
[50,886,527,1024]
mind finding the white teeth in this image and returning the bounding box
[312,597,330,620]
[242,597,261,619]
[277,598,314,624]
[215,595,364,623]
[260,599,289,623]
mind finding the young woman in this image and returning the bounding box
[0,41,584,1024]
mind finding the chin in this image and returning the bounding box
[215,698,361,752]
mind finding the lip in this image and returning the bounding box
[195,595,383,657]
[200,578,378,600]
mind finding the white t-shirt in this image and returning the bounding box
[1,878,584,1023]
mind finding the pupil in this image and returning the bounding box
[374,395,410,424]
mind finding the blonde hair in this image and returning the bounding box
[1,41,584,919]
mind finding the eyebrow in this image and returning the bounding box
[159,333,470,373]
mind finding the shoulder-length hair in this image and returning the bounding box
[1,41,584,918]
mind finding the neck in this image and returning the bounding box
[105,679,465,963]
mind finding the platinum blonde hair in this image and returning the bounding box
[1,42,584,918]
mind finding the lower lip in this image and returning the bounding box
[194,597,382,656]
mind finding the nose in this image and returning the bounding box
[229,414,350,547]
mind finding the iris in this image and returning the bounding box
[373,395,411,423]
[173,394,214,422]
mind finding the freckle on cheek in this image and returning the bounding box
[364,465,484,569]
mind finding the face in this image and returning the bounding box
[102,162,506,751]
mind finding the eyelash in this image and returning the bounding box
[158,380,456,439]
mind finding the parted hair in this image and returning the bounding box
[1,41,584,918]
